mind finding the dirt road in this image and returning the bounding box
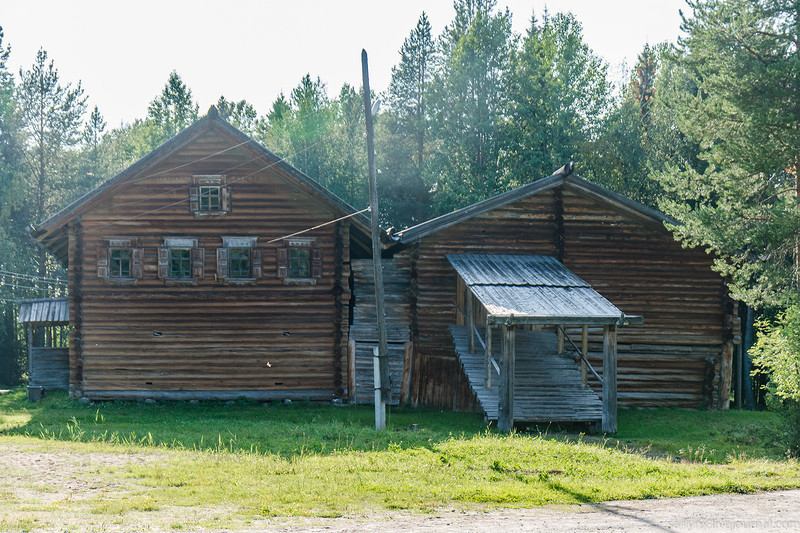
[274,490,800,532]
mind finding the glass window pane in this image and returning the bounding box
[170,248,192,278]
[229,248,250,278]
[110,248,131,278]
[199,186,220,211]
[289,248,310,278]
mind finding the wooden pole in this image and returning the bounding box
[373,347,386,429]
[581,325,588,389]
[362,50,391,422]
[498,324,516,432]
[601,325,617,433]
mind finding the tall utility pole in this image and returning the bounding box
[362,49,391,429]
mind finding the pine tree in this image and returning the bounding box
[658,0,800,307]
[383,12,435,227]
[147,71,198,144]
[428,0,514,213]
[216,96,257,136]
[18,48,86,277]
[503,10,609,187]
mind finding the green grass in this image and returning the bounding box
[1,387,799,530]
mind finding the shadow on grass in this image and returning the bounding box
[0,387,487,457]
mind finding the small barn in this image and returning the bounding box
[32,107,371,401]
[349,164,736,424]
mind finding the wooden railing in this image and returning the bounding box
[454,300,502,388]
[557,325,603,386]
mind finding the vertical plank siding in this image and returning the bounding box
[405,186,727,409]
[68,128,351,400]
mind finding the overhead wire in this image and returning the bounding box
[0,269,68,286]
[67,133,338,237]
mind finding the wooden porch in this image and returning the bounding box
[450,325,603,424]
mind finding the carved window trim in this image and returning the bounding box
[189,175,231,217]
[217,236,261,285]
[158,237,204,285]
[277,237,321,285]
[97,238,143,285]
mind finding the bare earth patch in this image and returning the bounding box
[2,442,800,532]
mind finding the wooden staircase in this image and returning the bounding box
[450,325,603,424]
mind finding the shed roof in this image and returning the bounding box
[18,298,69,325]
[447,254,642,326]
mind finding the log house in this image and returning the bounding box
[32,107,371,401]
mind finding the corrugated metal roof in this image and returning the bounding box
[17,298,69,324]
[448,254,634,325]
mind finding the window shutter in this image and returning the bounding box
[252,248,263,279]
[189,186,200,213]
[277,247,288,278]
[131,248,144,279]
[192,247,205,279]
[157,247,169,279]
[97,247,109,278]
[221,185,232,213]
[216,247,229,279]
[312,247,323,278]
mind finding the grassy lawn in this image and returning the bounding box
[1,387,798,530]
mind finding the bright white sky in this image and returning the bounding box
[1,0,689,127]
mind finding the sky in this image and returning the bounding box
[1,0,690,127]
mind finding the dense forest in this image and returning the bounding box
[1,0,798,398]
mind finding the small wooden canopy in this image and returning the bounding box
[17,298,69,325]
[447,254,641,434]
[447,254,642,326]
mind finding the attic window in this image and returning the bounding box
[98,238,143,284]
[277,238,321,285]
[158,238,204,285]
[190,175,231,216]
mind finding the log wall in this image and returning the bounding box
[404,185,727,409]
[67,127,350,400]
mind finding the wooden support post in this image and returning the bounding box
[601,325,617,433]
[400,341,413,404]
[485,325,493,389]
[348,339,356,403]
[466,289,475,353]
[581,325,588,389]
[498,324,516,433]
[557,325,564,354]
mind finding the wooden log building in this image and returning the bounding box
[32,110,736,424]
[383,164,737,417]
[32,107,371,401]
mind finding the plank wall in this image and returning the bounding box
[406,185,727,409]
[67,127,350,400]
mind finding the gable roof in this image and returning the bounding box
[32,107,371,264]
[392,163,677,244]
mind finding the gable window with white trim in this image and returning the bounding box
[277,237,321,285]
[97,238,143,284]
[217,236,262,284]
[158,238,204,285]
[189,175,231,216]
